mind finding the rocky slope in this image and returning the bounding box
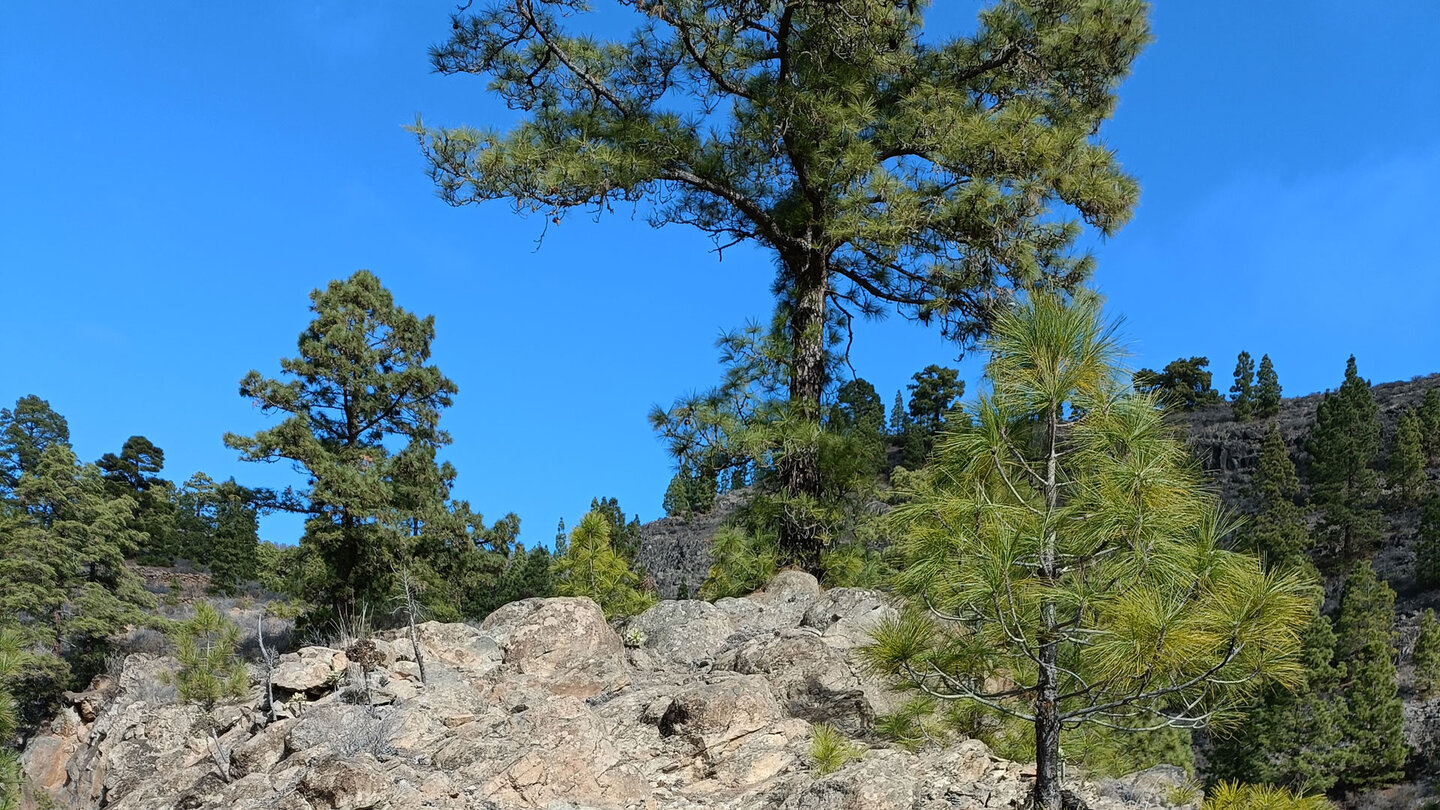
[19,572,1192,810]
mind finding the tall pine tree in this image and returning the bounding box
[1306,356,1382,561]
[1416,491,1440,587]
[0,395,70,495]
[1230,351,1255,422]
[1388,407,1427,506]
[1332,561,1407,790]
[1243,423,1312,570]
[1255,354,1283,419]
[1414,608,1440,695]
[1418,387,1440,464]
[225,271,466,622]
[416,0,1152,575]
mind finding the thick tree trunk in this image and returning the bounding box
[777,249,828,574]
[1034,407,1063,810]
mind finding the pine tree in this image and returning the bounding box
[1206,609,1344,795]
[417,1,1151,579]
[1230,351,1255,422]
[1306,356,1383,561]
[98,436,177,564]
[1243,424,1312,569]
[1256,354,1283,419]
[1131,356,1223,411]
[906,366,964,434]
[225,271,469,622]
[864,294,1311,809]
[0,395,70,495]
[1388,407,1427,506]
[208,481,260,596]
[662,473,692,517]
[1414,608,1440,695]
[1416,493,1440,587]
[889,390,908,440]
[170,603,248,782]
[1332,561,1407,790]
[589,496,642,565]
[1418,388,1440,463]
[554,510,654,618]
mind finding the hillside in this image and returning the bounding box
[18,573,1191,810]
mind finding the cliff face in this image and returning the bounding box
[20,573,1189,810]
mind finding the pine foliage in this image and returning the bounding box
[1332,561,1407,790]
[1306,356,1382,561]
[1231,351,1255,422]
[1242,424,1312,570]
[1387,407,1427,506]
[1418,388,1440,463]
[1255,355,1283,419]
[1202,782,1333,810]
[1414,608,1440,695]
[863,293,1311,808]
[555,511,654,619]
[171,603,248,711]
[1417,493,1440,587]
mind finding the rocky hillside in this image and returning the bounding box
[20,572,1192,810]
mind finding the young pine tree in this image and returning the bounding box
[1388,407,1427,506]
[555,511,654,619]
[1416,492,1440,587]
[1332,561,1407,790]
[1255,354,1283,419]
[1243,424,1313,570]
[864,293,1311,810]
[662,473,692,517]
[1230,351,1255,422]
[1414,608,1440,695]
[889,390,908,440]
[171,603,249,783]
[1419,388,1440,464]
[1306,356,1383,561]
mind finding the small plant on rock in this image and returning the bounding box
[808,723,862,776]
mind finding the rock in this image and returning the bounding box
[271,656,335,694]
[751,570,821,609]
[231,720,289,778]
[297,756,391,810]
[486,597,630,699]
[716,631,874,736]
[627,600,737,667]
[661,675,787,754]
[800,588,898,650]
[414,620,501,675]
[1099,765,1196,808]
[780,748,915,810]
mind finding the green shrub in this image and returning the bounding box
[809,723,862,776]
[699,526,778,600]
[1202,782,1332,810]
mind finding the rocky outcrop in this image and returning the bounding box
[18,573,1193,810]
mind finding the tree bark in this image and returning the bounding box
[777,249,828,574]
[1034,405,1063,810]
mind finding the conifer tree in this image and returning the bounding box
[1414,608,1440,695]
[98,436,177,564]
[555,511,654,618]
[1306,356,1383,561]
[1131,356,1222,411]
[889,390,908,440]
[417,0,1152,572]
[1419,388,1440,463]
[1243,424,1312,570]
[1255,354,1283,419]
[589,496,643,566]
[662,473,692,517]
[207,481,260,596]
[864,293,1310,810]
[1388,407,1427,506]
[1416,492,1440,588]
[171,603,248,782]
[1205,609,1344,795]
[0,395,70,495]
[1230,351,1255,422]
[225,271,466,621]
[906,365,964,434]
[1332,561,1407,790]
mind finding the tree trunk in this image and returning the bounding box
[1034,406,1063,810]
[777,249,828,574]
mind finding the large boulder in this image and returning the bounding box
[483,597,630,699]
[627,600,737,667]
[800,588,898,651]
[716,630,873,736]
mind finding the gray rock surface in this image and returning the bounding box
[21,575,1196,810]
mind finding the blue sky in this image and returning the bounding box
[2,2,1438,548]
